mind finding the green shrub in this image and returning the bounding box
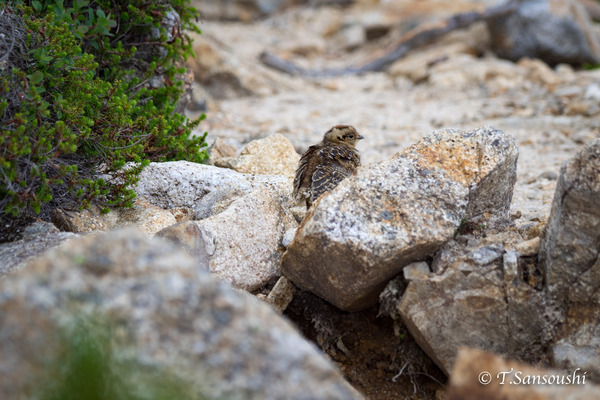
[0,0,207,218]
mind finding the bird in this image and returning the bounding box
[293,125,364,208]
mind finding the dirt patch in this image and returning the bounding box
[285,291,446,399]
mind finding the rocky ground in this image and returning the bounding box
[190,0,600,228]
[2,1,600,399]
[184,1,600,397]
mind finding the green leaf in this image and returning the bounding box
[76,24,89,35]
[74,0,88,11]
[96,9,106,19]
[28,71,44,85]
[32,1,42,12]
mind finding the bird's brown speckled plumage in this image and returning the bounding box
[293,125,363,208]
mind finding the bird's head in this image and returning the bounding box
[323,125,364,147]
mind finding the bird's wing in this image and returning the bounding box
[310,163,352,203]
[293,145,317,199]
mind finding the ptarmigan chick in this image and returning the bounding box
[293,125,363,208]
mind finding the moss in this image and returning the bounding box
[0,1,208,218]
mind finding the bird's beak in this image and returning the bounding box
[358,135,365,140]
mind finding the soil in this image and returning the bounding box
[285,291,445,400]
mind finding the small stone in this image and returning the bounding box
[209,137,239,165]
[403,262,431,281]
[155,221,211,272]
[0,222,78,276]
[513,236,540,257]
[51,205,115,233]
[214,134,300,177]
[197,188,297,291]
[468,244,504,265]
[266,276,297,314]
[281,228,297,248]
[115,197,177,235]
[539,171,558,180]
[134,161,291,210]
[503,251,519,286]
[585,83,600,101]
[510,210,522,220]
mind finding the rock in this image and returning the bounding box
[281,126,518,311]
[282,227,297,248]
[134,161,297,291]
[193,188,247,220]
[447,347,600,400]
[114,197,178,234]
[396,225,551,375]
[487,0,600,65]
[331,23,365,51]
[468,244,504,265]
[388,24,487,84]
[389,42,474,84]
[539,138,600,306]
[400,265,508,375]
[134,161,291,210]
[51,197,178,235]
[585,82,600,101]
[551,316,600,382]
[188,33,293,100]
[214,134,300,177]
[189,40,254,99]
[517,57,561,90]
[428,54,524,94]
[209,137,239,165]
[403,262,431,281]
[512,236,541,256]
[51,204,116,232]
[194,0,289,21]
[539,139,600,380]
[0,229,362,400]
[155,221,211,272]
[0,221,77,276]
[266,276,297,313]
[540,170,559,180]
[195,188,297,291]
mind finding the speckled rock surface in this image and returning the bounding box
[447,348,600,400]
[50,197,178,235]
[215,134,300,177]
[540,138,600,306]
[134,161,291,209]
[281,126,518,311]
[0,222,78,276]
[0,229,362,400]
[140,161,298,291]
[540,139,600,381]
[196,188,297,291]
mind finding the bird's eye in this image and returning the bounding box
[348,135,354,139]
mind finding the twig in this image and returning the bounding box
[259,2,518,77]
